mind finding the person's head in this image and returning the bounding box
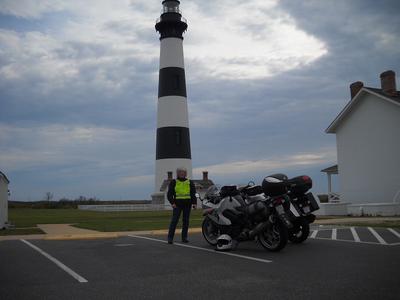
[176,167,187,180]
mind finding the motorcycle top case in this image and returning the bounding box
[220,185,239,198]
[288,175,312,196]
[262,174,288,197]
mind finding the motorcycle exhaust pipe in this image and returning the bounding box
[248,221,269,239]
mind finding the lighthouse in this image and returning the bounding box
[153,0,192,197]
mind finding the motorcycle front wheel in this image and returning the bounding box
[258,221,288,252]
[289,218,310,244]
[202,217,219,246]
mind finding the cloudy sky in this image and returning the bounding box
[0,0,399,201]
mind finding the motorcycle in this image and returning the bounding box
[201,174,292,252]
[285,175,320,243]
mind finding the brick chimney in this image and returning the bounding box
[202,171,208,181]
[380,70,397,96]
[167,171,173,180]
[350,81,364,99]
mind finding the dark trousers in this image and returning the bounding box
[168,204,191,242]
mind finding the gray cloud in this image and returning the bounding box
[0,0,398,200]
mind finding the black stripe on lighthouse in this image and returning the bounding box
[158,67,187,97]
[156,126,191,159]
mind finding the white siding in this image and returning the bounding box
[336,93,400,204]
[0,176,8,228]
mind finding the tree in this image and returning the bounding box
[45,192,54,202]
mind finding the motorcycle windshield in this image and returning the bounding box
[205,185,220,199]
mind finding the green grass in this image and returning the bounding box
[0,227,45,236]
[8,208,400,234]
[8,208,204,232]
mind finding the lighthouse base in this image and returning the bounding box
[151,192,165,205]
[155,158,192,195]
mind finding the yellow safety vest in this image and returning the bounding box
[175,179,191,200]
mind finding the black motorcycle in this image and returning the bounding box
[202,175,293,252]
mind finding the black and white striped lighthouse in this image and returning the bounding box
[154,0,192,192]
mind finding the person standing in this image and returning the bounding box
[167,167,197,244]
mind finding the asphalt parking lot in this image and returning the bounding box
[1,226,400,300]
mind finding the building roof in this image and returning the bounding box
[326,87,400,134]
[364,87,400,104]
[0,171,10,184]
[159,179,215,192]
[321,164,338,174]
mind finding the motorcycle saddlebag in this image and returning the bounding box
[306,192,319,212]
[290,192,319,215]
[220,185,239,198]
[288,175,313,196]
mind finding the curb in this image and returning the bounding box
[136,227,203,236]
[43,228,204,240]
[40,228,203,241]
[0,228,204,241]
[44,233,120,240]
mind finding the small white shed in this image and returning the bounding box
[0,171,10,229]
[325,70,400,216]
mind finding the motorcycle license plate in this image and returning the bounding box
[276,205,284,214]
[303,206,310,213]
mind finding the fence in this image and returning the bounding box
[78,204,170,212]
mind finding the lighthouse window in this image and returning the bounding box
[175,129,181,145]
[174,74,180,90]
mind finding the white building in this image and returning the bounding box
[324,70,400,216]
[0,171,10,229]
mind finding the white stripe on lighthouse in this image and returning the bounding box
[157,96,189,128]
[160,38,185,69]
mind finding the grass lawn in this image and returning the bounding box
[0,227,45,236]
[8,208,204,232]
[8,209,400,234]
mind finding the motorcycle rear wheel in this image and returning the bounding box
[258,221,288,252]
[202,217,219,246]
[289,219,310,244]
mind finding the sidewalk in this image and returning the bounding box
[0,224,202,241]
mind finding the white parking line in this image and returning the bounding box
[388,228,400,239]
[331,229,337,240]
[311,237,396,246]
[367,227,387,245]
[350,227,361,242]
[309,227,400,246]
[128,235,272,264]
[20,239,88,283]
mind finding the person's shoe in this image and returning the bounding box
[167,240,173,244]
[181,239,189,243]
